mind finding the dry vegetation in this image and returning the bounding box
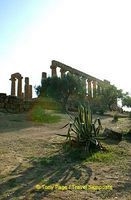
[0,111,131,200]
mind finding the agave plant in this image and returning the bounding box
[66,104,103,152]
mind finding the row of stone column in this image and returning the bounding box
[81,78,103,98]
[50,65,67,78]
[50,65,103,98]
[10,73,32,100]
[86,79,103,98]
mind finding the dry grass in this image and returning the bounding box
[0,111,131,200]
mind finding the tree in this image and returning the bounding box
[122,95,131,108]
[100,84,123,110]
[90,84,124,112]
[35,73,86,110]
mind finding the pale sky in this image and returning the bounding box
[0,0,131,97]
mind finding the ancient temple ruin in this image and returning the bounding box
[10,73,32,100]
[50,60,110,98]
[10,73,23,97]
[9,60,110,101]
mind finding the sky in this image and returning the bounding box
[0,0,131,97]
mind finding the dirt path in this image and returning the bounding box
[0,112,69,176]
[0,112,131,200]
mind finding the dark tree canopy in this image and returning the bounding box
[90,84,124,113]
[35,73,86,109]
[100,84,123,110]
[122,95,131,108]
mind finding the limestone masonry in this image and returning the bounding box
[10,73,32,100]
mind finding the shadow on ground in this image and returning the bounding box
[113,147,131,199]
[0,147,92,200]
[0,112,33,133]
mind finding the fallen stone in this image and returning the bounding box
[103,128,122,141]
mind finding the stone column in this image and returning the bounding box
[42,72,47,79]
[22,92,24,98]
[17,77,23,98]
[29,85,32,99]
[10,77,16,96]
[50,65,57,77]
[60,68,66,78]
[93,80,97,98]
[87,79,92,98]
[101,87,104,95]
[97,83,101,95]
[82,77,87,96]
[24,77,29,100]
[41,72,47,85]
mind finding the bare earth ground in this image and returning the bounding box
[0,111,131,200]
